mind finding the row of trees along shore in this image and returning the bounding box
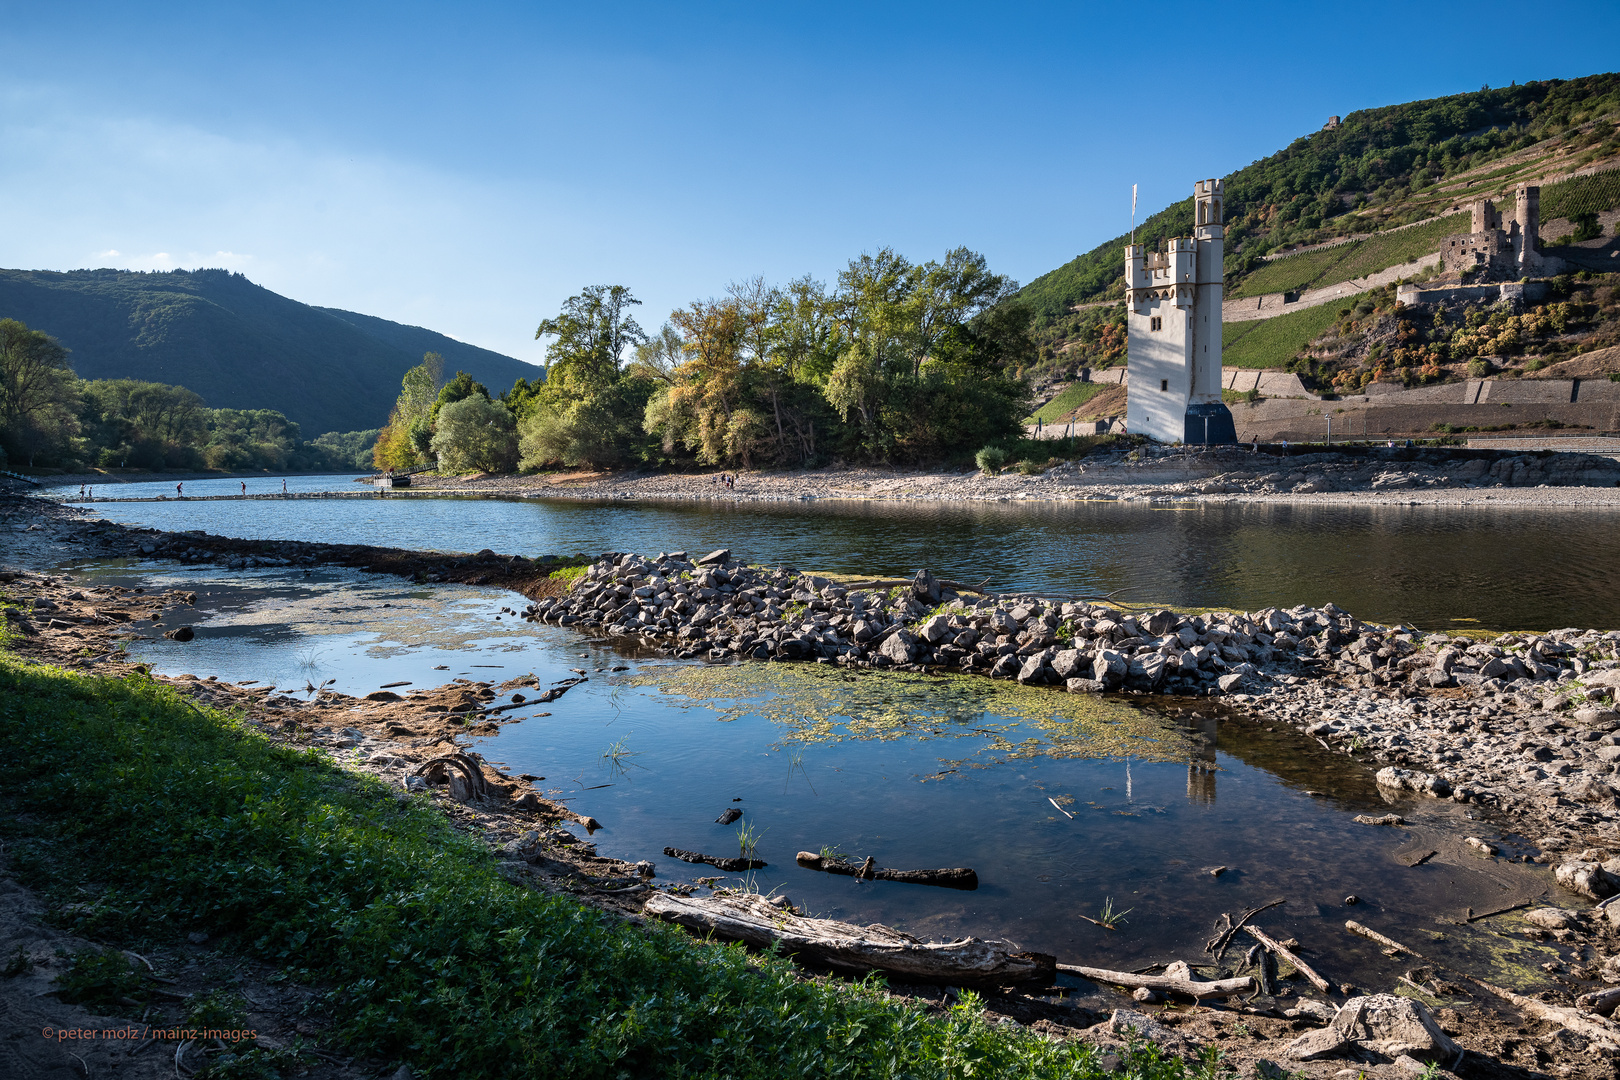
[373,246,1040,473]
[0,318,378,472]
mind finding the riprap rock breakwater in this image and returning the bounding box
[523,549,1619,704]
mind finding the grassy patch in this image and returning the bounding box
[547,564,588,586]
[1029,381,1108,424]
[1221,304,1342,370]
[1230,214,1465,299]
[0,648,1202,1080]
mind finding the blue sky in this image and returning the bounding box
[3,1,1617,370]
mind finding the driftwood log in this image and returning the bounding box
[643,891,1055,985]
[1464,972,1620,1051]
[1242,926,1336,995]
[795,852,978,890]
[1055,964,1255,1000]
[1345,920,1423,958]
[663,847,767,872]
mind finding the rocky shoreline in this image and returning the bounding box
[8,495,1620,1075]
[391,443,1620,508]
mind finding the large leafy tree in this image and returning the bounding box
[431,395,518,474]
[373,352,444,470]
[519,285,653,469]
[0,318,80,466]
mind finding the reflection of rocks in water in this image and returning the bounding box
[1187,760,1217,803]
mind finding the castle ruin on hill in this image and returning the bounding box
[1438,183,1557,280]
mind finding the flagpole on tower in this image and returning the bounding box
[1130,184,1138,245]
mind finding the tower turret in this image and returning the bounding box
[1125,178,1234,445]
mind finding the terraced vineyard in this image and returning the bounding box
[1230,214,1465,299]
[1540,166,1620,221]
[1221,303,1340,370]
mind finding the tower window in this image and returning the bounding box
[1160,379,1169,392]
[1149,316,1162,331]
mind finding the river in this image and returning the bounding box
[39,475,1602,993]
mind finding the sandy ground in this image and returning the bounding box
[5,495,1620,1078]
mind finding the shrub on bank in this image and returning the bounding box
[0,650,1196,1080]
[974,446,1008,474]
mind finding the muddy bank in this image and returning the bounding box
[8,501,1620,1076]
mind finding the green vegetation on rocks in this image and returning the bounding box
[0,645,1204,1079]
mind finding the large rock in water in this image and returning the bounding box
[1375,766,1452,799]
[1555,859,1620,900]
[1050,649,1085,680]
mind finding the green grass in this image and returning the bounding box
[1029,380,1108,423]
[1230,214,1465,299]
[0,647,1206,1080]
[548,564,589,586]
[1539,166,1620,222]
[1221,303,1341,370]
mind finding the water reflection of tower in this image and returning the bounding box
[1185,713,1219,804]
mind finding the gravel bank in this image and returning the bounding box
[400,443,1620,509]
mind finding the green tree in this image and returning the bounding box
[373,353,444,470]
[521,285,654,469]
[431,395,518,474]
[0,319,80,466]
[77,379,208,470]
[430,370,490,425]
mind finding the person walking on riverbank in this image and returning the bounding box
[176,482,183,497]
[241,480,247,496]
[281,479,287,494]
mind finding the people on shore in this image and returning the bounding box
[176,482,183,497]
[282,479,288,494]
[241,481,247,496]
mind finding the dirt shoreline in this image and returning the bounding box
[387,443,1620,511]
[6,493,1620,1078]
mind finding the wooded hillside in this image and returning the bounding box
[1020,73,1620,330]
[0,268,542,435]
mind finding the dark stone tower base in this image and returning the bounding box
[1183,403,1236,445]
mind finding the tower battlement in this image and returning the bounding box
[1124,178,1234,445]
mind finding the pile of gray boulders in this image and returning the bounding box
[526,549,1620,701]
[525,550,1398,698]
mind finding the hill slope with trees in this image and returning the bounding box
[0,268,542,435]
[1021,73,1620,357]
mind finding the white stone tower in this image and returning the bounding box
[1125,178,1235,444]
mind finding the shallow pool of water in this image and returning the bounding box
[73,559,1562,994]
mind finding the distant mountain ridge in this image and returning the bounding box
[0,267,543,435]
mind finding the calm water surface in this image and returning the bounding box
[42,481,1604,990]
[57,557,1565,993]
[49,475,1620,629]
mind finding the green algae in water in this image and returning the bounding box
[630,662,1200,765]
